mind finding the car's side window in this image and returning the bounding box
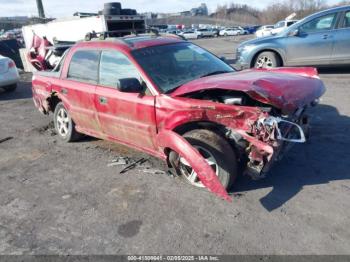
[299,13,337,33]
[99,50,141,88]
[67,50,100,83]
[342,11,350,28]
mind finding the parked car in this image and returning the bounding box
[0,55,19,92]
[255,25,274,38]
[195,28,216,38]
[244,25,261,34]
[237,26,249,35]
[236,5,350,69]
[178,30,200,39]
[219,28,240,36]
[210,28,220,37]
[32,35,325,201]
[271,20,298,35]
[166,30,182,35]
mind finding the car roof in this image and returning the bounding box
[301,5,350,21]
[76,35,185,51]
[317,5,350,14]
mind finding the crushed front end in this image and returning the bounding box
[227,105,314,180]
[169,67,326,199]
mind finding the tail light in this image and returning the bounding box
[8,60,16,68]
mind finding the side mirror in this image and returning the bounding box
[117,78,144,93]
[288,29,299,37]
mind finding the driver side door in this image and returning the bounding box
[94,50,158,151]
[286,12,338,66]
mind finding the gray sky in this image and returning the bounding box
[0,0,344,18]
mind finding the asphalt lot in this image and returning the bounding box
[0,35,349,255]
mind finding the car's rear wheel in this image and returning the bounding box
[175,129,238,190]
[53,102,81,142]
[4,84,17,92]
[254,51,281,68]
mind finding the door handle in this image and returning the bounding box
[60,88,68,94]
[99,96,108,104]
[322,34,329,39]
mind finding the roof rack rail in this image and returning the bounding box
[84,27,160,41]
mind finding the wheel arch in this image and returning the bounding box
[164,120,239,162]
[46,92,62,113]
[46,92,72,114]
[156,128,232,201]
[172,120,227,136]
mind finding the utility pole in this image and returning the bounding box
[36,0,45,18]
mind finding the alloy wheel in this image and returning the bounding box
[56,108,70,137]
[178,146,219,188]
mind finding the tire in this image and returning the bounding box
[104,2,121,10]
[53,102,81,142]
[176,129,238,190]
[254,51,281,68]
[224,33,228,37]
[103,8,121,15]
[103,3,121,15]
[4,84,17,92]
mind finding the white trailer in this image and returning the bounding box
[22,14,146,50]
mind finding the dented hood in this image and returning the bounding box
[170,67,326,113]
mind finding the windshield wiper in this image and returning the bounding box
[200,70,231,78]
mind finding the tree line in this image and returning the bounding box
[211,0,350,25]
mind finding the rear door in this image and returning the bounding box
[94,49,157,151]
[286,12,338,66]
[331,9,350,64]
[59,49,101,134]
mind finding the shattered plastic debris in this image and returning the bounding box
[0,137,13,144]
[108,156,172,177]
[107,157,130,167]
[143,168,167,175]
[120,158,148,174]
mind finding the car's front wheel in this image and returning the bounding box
[175,129,238,190]
[254,51,281,68]
[53,102,81,142]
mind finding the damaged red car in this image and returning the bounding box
[32,35,325,201]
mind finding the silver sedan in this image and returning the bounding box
[0,55,19,92]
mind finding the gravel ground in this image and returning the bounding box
[0,35,349,255]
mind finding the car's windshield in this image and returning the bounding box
[132,42,234,93]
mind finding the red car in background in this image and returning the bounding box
[31,35,325,201]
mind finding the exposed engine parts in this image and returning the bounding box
[243,115,308,179]
[254,116,306,144]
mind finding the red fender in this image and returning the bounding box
[157,130,232,202]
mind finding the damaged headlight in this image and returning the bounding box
[257,116,306,143]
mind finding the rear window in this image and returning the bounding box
[67,50,100,83]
